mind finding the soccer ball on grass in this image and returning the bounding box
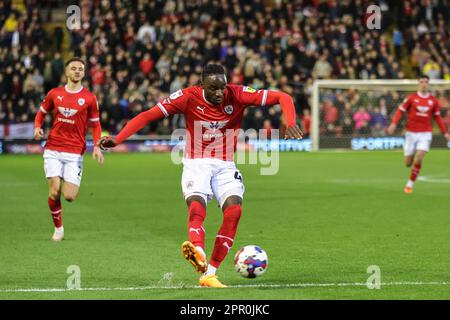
[234,245,268,278]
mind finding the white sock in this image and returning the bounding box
[205,265,217,276]
[196,246,205,258]
[55,226,64,232]
[406,180,414,188]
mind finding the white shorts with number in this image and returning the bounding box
[43,149,83,186]
[404,131,432,156]
[181,158,245,208]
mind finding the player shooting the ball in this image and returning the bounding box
[97,64,303,287]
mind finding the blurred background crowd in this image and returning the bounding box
[1,0,450,138]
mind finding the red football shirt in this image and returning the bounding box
[40,85,100,155]
[399,92,442,132]
[157,85,270,160]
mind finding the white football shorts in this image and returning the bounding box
[404,131,432,156]
[181,158,245,208]
[43,149,83,186]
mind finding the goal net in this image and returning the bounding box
[310,80,450,151]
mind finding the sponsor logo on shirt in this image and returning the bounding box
[416,105,430,117]
[58,107,78,117]
[200,120,229,139]
[57,107,77,124]
[200,120,228,131]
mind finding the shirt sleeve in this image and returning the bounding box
[156,89,189,116]
[433,98,442,116]
[88,94,100,124]
[398,95,413,112]
[39,89,55,114]
[234,86,269,107]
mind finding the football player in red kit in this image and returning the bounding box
[34,57,104,241]
[387,75,450,193]
[98,64,303,287]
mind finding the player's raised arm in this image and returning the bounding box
[264,90,303,140]
[235,86,303,139]
[97,105,166,150]
[387,96,412,134]
[98,89,187,149]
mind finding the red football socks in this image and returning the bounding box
[410,163,422,182]
[209,205,242,268]
[48,197,63,228]
[187,201,207,249]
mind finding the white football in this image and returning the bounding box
[234,245,268,278]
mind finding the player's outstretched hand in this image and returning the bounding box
[387,123,396,135]
[97,136,117,151]
[34,127,44,140]
[93,146,104,165]
[284,125,303,140]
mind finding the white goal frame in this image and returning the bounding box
[311,79,450,151]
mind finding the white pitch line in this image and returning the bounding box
[418,176,450,184]
[0,281,449,293]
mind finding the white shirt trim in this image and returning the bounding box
[89,117,100,122]
[399,106,406,112]
[157,103,169,117]
[417,91,430,99]
[202,90,214,105]
[64,84,83,94]
[261,90,268,106]
[40,106,48,114]
[216,235,234,242]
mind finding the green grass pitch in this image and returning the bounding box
[0,150,449,299]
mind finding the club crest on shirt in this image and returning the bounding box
[224,105,233,115]
[186,180,194,189]
[428,99,433,106]
[78,98,85,106]
[58,106,78,117]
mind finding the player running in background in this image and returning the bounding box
[387,75,450,193]
[34,57,104,241]
[98,64,303,287]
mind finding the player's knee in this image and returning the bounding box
[49,189,61,200]
[64,194,77,202]
[222,196,242,211]
[186,196,206,208]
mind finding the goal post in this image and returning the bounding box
[311,79,450,151]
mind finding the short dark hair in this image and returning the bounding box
[418,74,430,81]
[201,64,225,81]
[65,57,86,68]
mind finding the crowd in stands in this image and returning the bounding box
[1,0,449,138]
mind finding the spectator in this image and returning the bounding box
[312,54,332,79]
[353,107,371,134]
